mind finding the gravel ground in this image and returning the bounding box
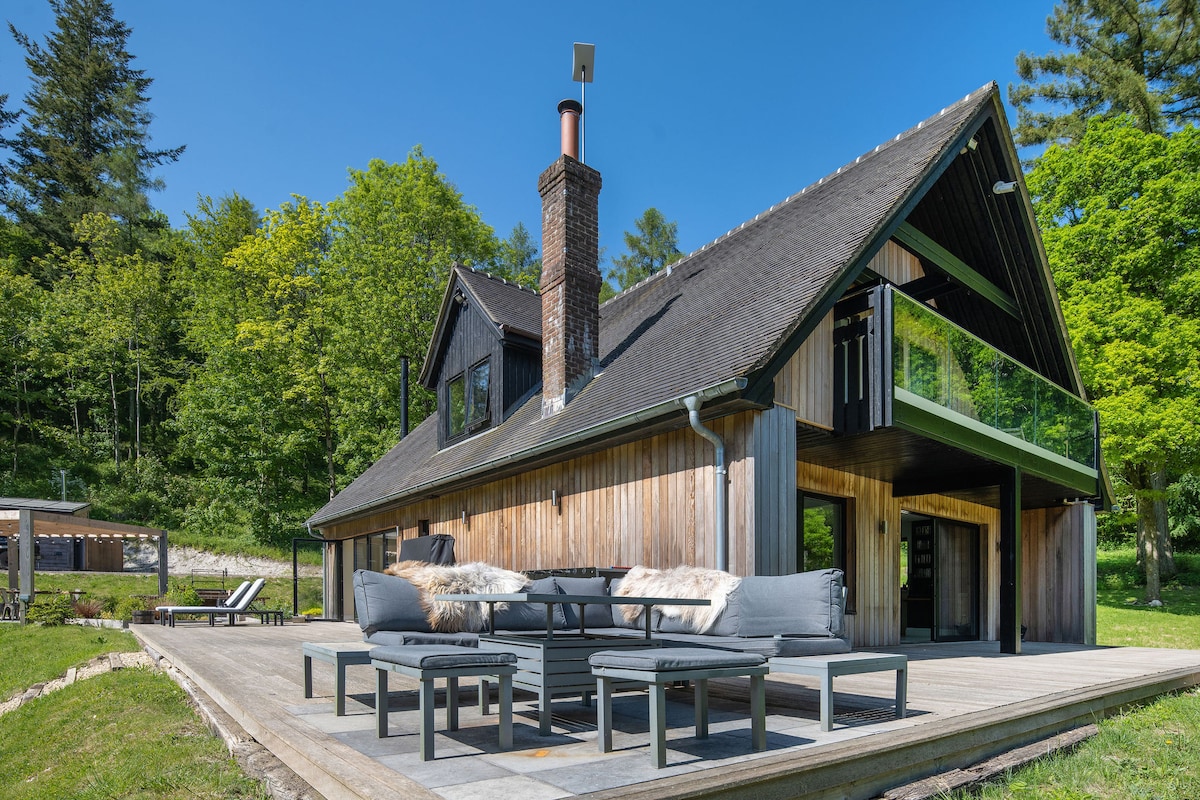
[124,542,321,578]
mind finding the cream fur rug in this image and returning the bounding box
[613,565,741,633]
[385,561,527,632]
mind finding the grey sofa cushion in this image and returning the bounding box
[488,577,566,631]
[365,630,479,647]
[589,646,765,671]
[353,569,432,635]
[712,569,846,638]
[555,576,614,628]
[654,632,851,657]
[371,644,516,670]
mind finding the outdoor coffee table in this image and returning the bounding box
[769,651,908,731]
[302,641,376,716]
[438,592,710,735]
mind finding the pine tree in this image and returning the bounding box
[4,0,184,261]
[607,207,682,295]
[1010,0,1200,146]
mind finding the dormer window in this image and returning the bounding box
[447,358,491,440]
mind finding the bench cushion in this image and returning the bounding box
[589,646,765,671]
[365,630,480,647]
[488,577,566,631]
[711,569,846,638]
[353,569,433,634]
[371,644,517,670]
[555,576,615,628]
[654,632,852,657]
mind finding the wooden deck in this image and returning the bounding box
[132,622,1200,800]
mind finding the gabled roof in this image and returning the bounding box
[420,266,542,388]
[311,82,1079,528]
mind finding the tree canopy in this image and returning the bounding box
[1011,0,1200,146]
[3,0,184,257]
[1029,116,1200,598]
[605,207,682,298]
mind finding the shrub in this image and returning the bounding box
[25,593,75,626]
[111,596,153,621]
[301,606,323,617]
[163,578,201,607]
[72,597,104,619]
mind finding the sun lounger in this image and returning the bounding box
[158,578,267,627]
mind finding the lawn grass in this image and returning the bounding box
[941,548,1200,798]
[0,668,268,799]
[29,571,324,618]
[0,624,141,701]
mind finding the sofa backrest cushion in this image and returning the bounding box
[353,569,432,635]
[712,569,846,638]
[555,576,614,628]
[488,577,566,631]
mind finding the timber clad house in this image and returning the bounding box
[308,82,1107,654]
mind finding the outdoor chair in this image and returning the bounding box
[158,578,267,627]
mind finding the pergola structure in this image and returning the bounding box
[1,505,167,618]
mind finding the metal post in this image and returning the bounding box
[18,510,33,623]
[157,530,169,596]
[999,467,1022,654]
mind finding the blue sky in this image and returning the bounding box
[0,1,1057,272]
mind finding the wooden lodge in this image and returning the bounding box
[308,83,1107,654]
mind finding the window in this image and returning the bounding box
[798,490,856,613]
[447,359,490,439]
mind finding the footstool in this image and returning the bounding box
[371,645,518,761]
[589,647,768,768]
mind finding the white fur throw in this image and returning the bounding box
[614,565,741,633]
[384,561,527,632]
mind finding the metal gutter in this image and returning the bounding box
[683,394,728,571]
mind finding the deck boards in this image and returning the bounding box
[133,623,1200,800]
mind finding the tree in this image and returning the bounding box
[175,198,334,544]
[325,152,496,481]
[1010,0,1200,147]
[494,222,541,289]
[1028,116,1200,601]
[4,0,184,257]
[606,207,683,297]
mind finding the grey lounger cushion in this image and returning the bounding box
[353,569,433,635]
[555,575,614,627]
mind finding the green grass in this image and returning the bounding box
[941,548,1200,798]
[0,668,268,799]
[0,624,141,701]
[29,572,324,617]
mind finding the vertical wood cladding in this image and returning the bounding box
[323,411,763,576]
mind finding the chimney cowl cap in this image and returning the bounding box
[558,99,582,115]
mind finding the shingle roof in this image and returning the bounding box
[309,83,1000,528]
[455,267,542,340]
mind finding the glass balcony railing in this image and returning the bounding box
[891,289,1096,469]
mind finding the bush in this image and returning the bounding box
[110,596,153,621]
[72,597,104,619]
[163,578,201,607]
[25,593,75,626]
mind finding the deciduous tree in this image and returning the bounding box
[1029,116,1200,600]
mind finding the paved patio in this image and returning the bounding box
[132,621,1200,800]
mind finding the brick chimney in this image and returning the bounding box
[539,99,602,417]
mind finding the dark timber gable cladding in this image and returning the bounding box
[310,82,1082,529]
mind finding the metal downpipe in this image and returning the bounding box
[683,395,728,572]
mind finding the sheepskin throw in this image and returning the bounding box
[384,561,527,632]
[614,565,741,633]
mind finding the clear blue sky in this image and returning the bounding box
[0,1,1057,273]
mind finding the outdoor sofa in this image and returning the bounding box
[352,567,850,658]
